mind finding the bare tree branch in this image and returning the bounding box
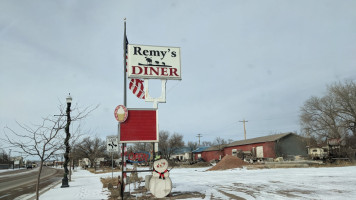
[300,81,356,146]
[2,103,97,200]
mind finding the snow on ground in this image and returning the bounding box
[0,168,39,178]
[39,168,110,200]
[171,166,356,200]
[0,168,24,173]
[39,166,356,200]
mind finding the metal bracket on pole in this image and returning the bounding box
[144,79,167,109]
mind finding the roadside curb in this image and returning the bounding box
[24,168,77,200]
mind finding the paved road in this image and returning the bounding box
[0,167,63,200]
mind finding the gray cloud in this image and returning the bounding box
[1,0,355,148]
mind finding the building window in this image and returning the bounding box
[232,149,237,156]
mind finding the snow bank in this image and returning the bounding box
[39,166,356,200]
[39,168,110,200]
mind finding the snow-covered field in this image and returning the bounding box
[172,166,356,199]
[36,166,356,200]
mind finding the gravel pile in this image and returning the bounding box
[207,155,247,171]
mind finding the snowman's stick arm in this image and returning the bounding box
[168,166,175,172]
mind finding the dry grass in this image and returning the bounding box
[101,176,144,200]
[101,176,120,188]
[247,160,356,170]
[87,167,121,174]
[310,160,356,168]
[101,176,122,200]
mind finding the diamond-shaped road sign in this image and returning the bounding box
[106,136,119,152]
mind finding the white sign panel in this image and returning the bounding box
[127,44,181,80]
[106,136,119,152]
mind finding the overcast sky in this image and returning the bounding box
[1,0,356,151]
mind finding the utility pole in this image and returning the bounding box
[239,120,248,140]
[305,127,311,146]
[196,134,202,146]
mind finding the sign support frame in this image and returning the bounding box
[119,19,179,199]
[144,79,167,109]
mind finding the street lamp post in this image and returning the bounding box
[61,94,72,188]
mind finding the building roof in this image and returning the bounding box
[204,144,228,152]
[226,132,293,147]
[172,146,191,154]
[192,146,209,153]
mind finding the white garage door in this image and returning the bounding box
[256,146,264,158]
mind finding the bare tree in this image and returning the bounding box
[187,141,198,161]
[213,137,227,152]
[75,136,106,168]
[168,133,184,159]
[4,116,64,200]
[131,142,152,152]
[187,141,198,152]
[158,130,169,159]
[158,131,184,160]
[2,104,96,200]
[0,148,10,163]
[201,141,213,147]
[328,81,356,137]
[68,126,86,180]
[300,81,356,146]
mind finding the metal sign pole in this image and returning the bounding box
[111,152,114,180]
[153,142,155,163]
[121,143,124,199]
[121,18,127,200]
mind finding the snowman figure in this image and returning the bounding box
[149,159,172,198]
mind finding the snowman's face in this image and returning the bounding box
[154,159,168,171]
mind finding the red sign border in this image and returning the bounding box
[119,108,158,143]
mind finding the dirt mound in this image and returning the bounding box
[207,155,247,171]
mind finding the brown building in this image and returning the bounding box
[225,132,307,160]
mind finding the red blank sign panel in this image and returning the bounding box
[119,109,158,143]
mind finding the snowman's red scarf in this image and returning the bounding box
[153,168,168,180]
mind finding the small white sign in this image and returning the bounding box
[127,44,181,80]
[106,136,119,152]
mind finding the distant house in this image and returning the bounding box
[224,132,308,160]
[200,144,228,162]
[192,147,209,161]
[43,160,55,166]
[79,158,91,167]
[95,157,105,166]
[54,161,64,167]
[11,156,24,168]
[170,147,191,161]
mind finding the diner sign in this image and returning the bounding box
[127,44,181,80]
